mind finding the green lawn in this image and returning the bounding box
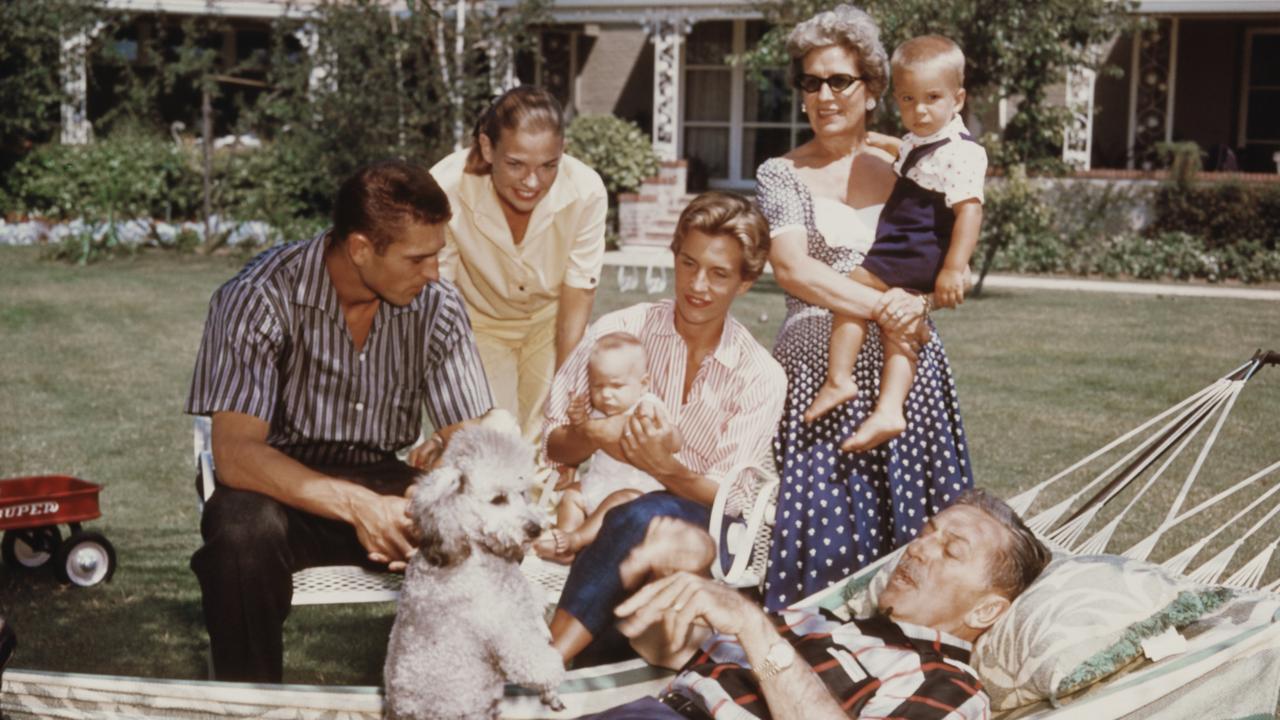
[1,245,1277,684]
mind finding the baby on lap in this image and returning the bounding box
[533,332,678,562]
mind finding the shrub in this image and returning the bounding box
[564,114,660,196]
[5,127,200,223]
[975,165,1055,290]
[1150,181,1280,251]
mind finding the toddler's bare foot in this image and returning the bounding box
[803,378,858,423]
[532,529,577,564]
[840,409,906,452]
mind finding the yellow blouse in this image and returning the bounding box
[430,148,608,321]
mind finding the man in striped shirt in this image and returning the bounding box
[185,160,493,682]
[595,488,1051,719]
[542,191,788,666]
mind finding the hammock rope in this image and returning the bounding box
[1020,350,1278,589]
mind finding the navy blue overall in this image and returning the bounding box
[860,133,978,293]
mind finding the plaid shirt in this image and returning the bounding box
[670,608,989,720]
[186,231,493,467]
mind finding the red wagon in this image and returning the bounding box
[0,475,116,587]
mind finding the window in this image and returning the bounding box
[1240,28,1280,146]
[682,21,808,189]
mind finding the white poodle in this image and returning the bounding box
[384,413,564,720]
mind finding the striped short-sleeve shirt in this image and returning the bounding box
[542,300,787,490]
[670,608,989,719]
[185,231,493,467]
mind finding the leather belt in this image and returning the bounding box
[659,692,715,720]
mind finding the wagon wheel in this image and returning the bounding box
[54,531,116,587]
[2,526,63,570]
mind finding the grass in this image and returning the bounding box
[0,245,1277,684]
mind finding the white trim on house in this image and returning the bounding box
[1239,27,1280,146]
[1126,30,1141,169]
[1165,17,1179,144]
[104,0,318,18]
[1135,0,1280,13]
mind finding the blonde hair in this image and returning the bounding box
[591,332,645,362]
[891,35,966,88]
[670,192,770,281]
[464,86,565,175]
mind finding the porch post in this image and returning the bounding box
[60,31,92,145]
[644,16,691,163]
[295,24,332,98]
[1062,63,1098,170]
[1127,18,1175,170]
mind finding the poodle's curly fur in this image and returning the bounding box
[384,416,564,719]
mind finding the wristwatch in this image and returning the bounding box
[754,638,797,681]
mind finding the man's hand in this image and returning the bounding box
[934,268,966,309]
[406,434,445,471]
[351,489,416,570]
[616,571,764,655]
[619,402,682,479]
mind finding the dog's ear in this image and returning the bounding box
[413,467,463,510]
[412,467,472,568]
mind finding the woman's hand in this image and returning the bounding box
[874,289,930,359]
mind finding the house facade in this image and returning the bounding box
[70,0,1280,179]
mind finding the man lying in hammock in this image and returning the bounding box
[588,488,1050,719]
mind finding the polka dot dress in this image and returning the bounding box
[755,159,974,612]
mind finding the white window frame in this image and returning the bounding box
[682,20,806,189]
[1237,27,1280,147]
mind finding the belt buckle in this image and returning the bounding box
[660,692,708,720]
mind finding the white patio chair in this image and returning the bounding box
[192,416,402,605]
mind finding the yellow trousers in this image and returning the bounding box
[469,302,558,444]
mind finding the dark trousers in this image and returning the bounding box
[189,459,417,683]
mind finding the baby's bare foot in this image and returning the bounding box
[803,378,858,423]
[841,408,906,452]
[532,529,577,564]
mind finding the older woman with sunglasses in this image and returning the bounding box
[756,4,974,611]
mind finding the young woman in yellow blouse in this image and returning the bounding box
[431,87,608,441]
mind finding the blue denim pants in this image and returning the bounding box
[557,492,711,637]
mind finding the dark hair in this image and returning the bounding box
[953,488,1052,600]
[670,191,771,281]
[464,86,566,175]
[331,160,451,253]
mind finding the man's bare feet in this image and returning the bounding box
[840,408,907,452]
[532,529,577,565]
[803,378,858,423]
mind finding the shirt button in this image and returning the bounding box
[355,402,365,412]
[359,353,366,362]
[518,285,525,291]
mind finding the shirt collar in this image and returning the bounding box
[457,161,577,229]
[905,114,969,146]
[292,229,428,319]
[294,230,340,318]
[652,299,743,369]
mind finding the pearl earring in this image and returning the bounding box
[866,99,877,111]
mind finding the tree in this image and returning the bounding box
[0,0,105,170]
[741,0,1138,170]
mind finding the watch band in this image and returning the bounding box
[755,639,797,681]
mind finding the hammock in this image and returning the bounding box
[3,351,1278,719]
